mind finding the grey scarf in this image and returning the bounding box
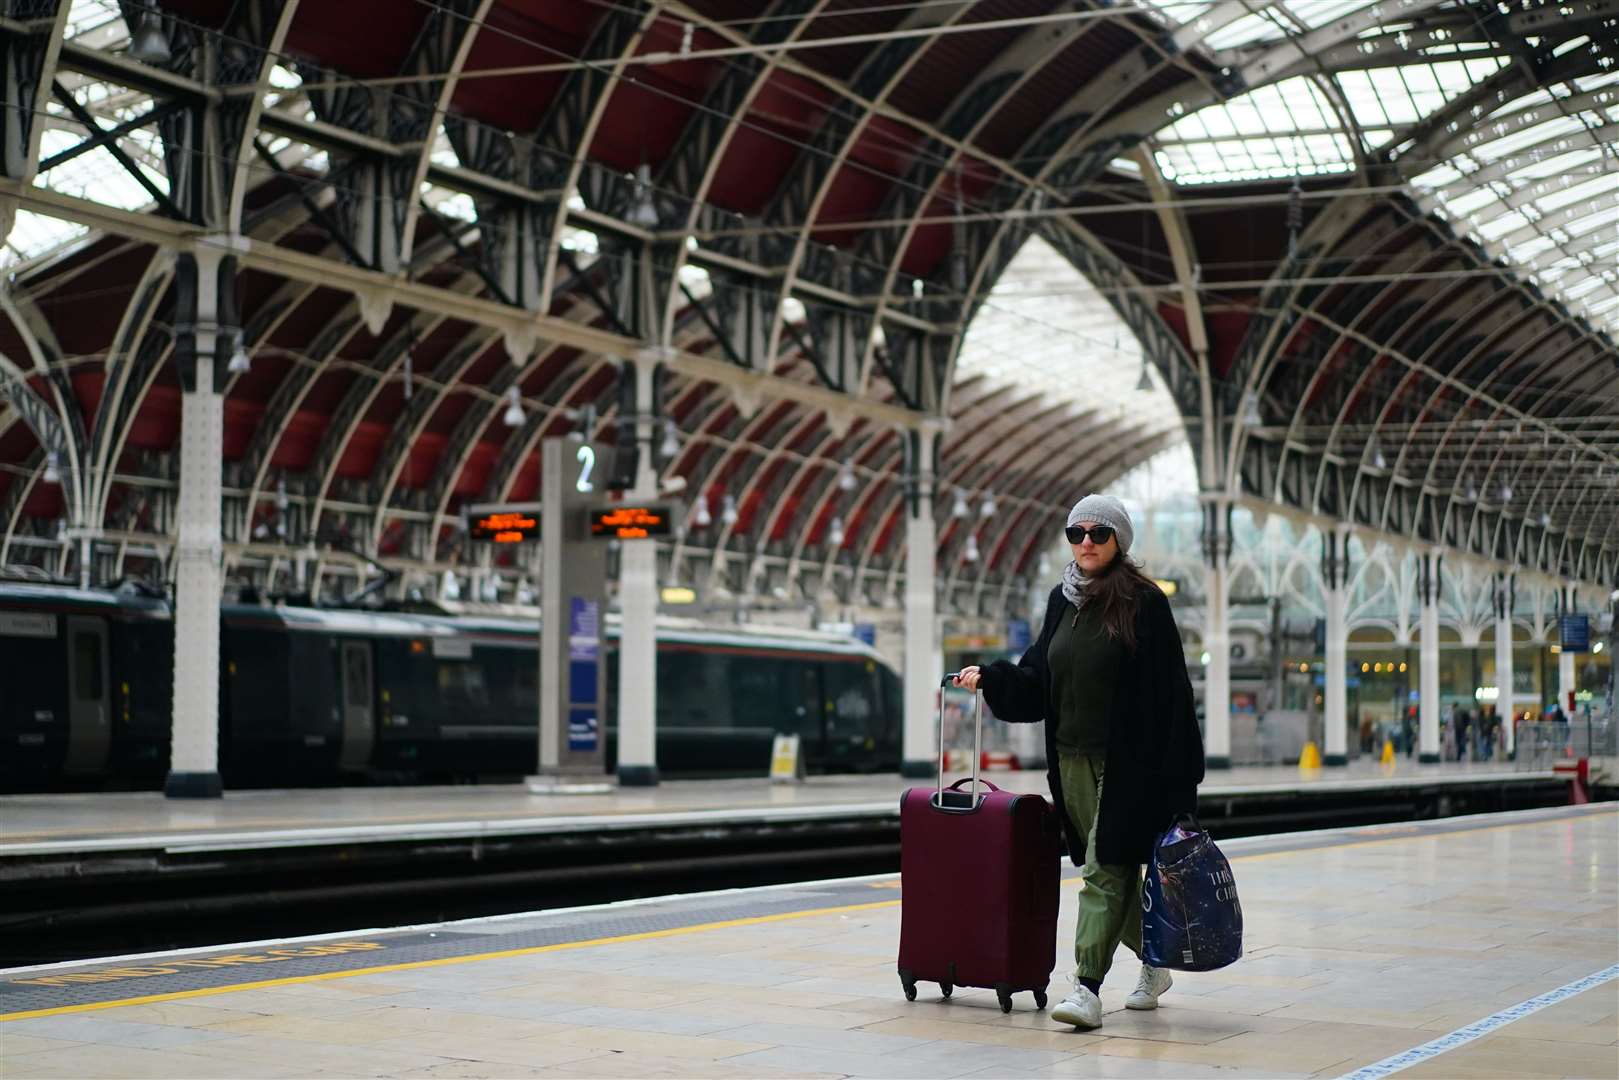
[1060,559,1091,611]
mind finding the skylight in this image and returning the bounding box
[1412,70,1619,334]
[1147,0,1613,335]
[954,234,1183,437]
[1155,77,1360,185]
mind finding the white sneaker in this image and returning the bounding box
[1049,983,1103,1029]
[1124,964,1172,1010]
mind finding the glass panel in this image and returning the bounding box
[73,631,102,700]
[657,649,733,729]
[727,653,788,732]
[950,235,1183,439]
[822,659,879,742]
[436,660,490,708]
[344,647,370,708]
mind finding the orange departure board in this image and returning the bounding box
[589,505,673,540]
[470,511,539,543]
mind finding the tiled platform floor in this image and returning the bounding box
[1,759,1549,853]
[2,804,1614,1079]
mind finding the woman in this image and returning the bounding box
[953,494,1204,1031]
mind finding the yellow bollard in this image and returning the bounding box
[1299,741,1322,770]
[1380,739,1396,767]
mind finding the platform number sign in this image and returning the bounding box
[576,445,595,494]
[538,437,608,780]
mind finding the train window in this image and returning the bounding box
[879,667,902,741]
[436,661,490,707]
[512,653,538,717]
[728,656,791,733]
[344,648,370,707]
[822,660,878,736]
[73,632,102,699]
[657,650,731,729]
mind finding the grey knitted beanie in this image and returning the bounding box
[1066,493,1134,554]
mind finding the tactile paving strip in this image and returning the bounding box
[0,879,888,1016]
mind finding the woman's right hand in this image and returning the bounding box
[952,665,983,691]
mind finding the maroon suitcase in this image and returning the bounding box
[897,677,1061,1013]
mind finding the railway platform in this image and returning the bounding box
[0,759,1568,858]
[0,761,1586,967]
[1,803,1614,1079]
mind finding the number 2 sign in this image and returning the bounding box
[575,445,595,494]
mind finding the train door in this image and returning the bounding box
[789,661,824,766]
[62,617,110,774]
[338,639,375,770]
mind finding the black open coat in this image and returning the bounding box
[981,582,1204,868]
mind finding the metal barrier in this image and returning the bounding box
[1515,720,1618,770]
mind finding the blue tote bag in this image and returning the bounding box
[1140,815,1243,972]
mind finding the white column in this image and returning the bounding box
[1558,651,1577,715]
[617,357,659,786]
[1556,581,1578,714]
[1323,529,1349,766]
[901,425,940,777]
[1495,570,1515,755]
[1201,500,1231,768]
[538,442,564,774]
[1418,549,1442,763]
[166,247,231,798]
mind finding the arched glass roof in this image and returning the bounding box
[1146,0,1618,335]
[954,233,1182,433]
[2,0,1612,596]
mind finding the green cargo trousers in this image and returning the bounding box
[1058,753,1143,982]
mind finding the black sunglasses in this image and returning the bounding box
[1065,524,1115,545]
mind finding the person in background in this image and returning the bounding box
[951,494,1205,1032]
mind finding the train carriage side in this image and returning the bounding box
[219,604,350,785]
[364,615,902,780]
[2,585,904,789]
[0,584,168,791]
[368,621,538,779]
[605,626,901,777]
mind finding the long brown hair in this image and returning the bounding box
[1084,554,1161,651]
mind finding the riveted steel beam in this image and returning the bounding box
[3,183,934,435]
[757,4,971,397]
[0,0,69,189]
[532,2,661,316]
[86,250,174,525]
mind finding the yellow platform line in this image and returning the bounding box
[0,899,902,1023]
[4,806,1608,1023]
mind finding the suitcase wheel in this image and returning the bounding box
[899,971,917,1002]
[1034,988,1048,1010]
[996,987,1014,1014]
[939,982,952,999]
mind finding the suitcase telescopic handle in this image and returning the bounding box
[936,673,983,812]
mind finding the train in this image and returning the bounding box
[0,582,902,792]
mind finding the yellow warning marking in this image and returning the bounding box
[4,807,1608,1023]
[0,900,900,1023]
[7,942,386,989]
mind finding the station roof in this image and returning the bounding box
[1,0,1614,600]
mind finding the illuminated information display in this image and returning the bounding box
[590,505,674,540]
[470,511,539,543]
